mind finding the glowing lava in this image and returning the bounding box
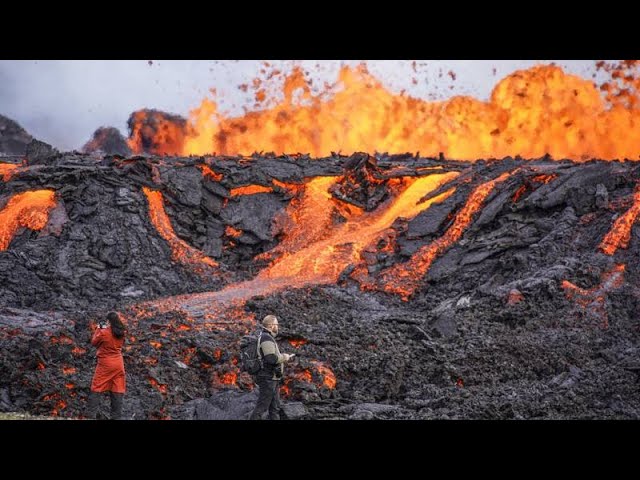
[130,64,640,161]
[311,361,337,389]
[599,189,640,255]
[372,171,514,300]
[258,172,459,284]
[142,187,218,271]
[144,172,458,317]
[0,163,18,182]
[230,185,274,196]
[561,264,625,328]
[198,164,223,181]
[0,190,57,251]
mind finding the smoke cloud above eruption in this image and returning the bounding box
[0,60,604,152]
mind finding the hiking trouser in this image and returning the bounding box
[86,391,124,420]
[250,377,281,420]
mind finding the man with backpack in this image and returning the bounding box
[248,315,294,420]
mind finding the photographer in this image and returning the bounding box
[249,315,295,420]
[86,312,127,420]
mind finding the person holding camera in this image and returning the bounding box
[86,312,127,420]
[249,315,295,420]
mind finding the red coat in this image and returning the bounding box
[90,326,126,393]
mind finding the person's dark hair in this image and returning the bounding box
[107,312,126,339]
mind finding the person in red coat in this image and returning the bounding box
[86,312,127,420]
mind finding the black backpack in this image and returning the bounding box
[239,332,263,375]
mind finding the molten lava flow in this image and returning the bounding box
[62,366,77,375]
[230,185,274,196]
[225,226,243,238]
[512,173,558,203]
[148,377,168,394]
[374,171,514,300]
[71,346,87,356]
[255,176,338,264]
[144,173,458,318]
[288,339,308,348]
[599,189,640,255]
[272,178,303,195]
[295,370,313,383]
[258,172,459,285]
[214,371,238,386]
[130,64,640,161]
[0,163,18,182]
[311,361,337,389]
[0,190,57,251]
[142,187,218,271]
[198,164,223,181]
[561,264,625,328]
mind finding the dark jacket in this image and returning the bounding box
[257,329,285,380]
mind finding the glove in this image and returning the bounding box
[283,353,295,362]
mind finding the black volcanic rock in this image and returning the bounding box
[0,114,33,156]
[25,139,59,165]
[1,153,639,420]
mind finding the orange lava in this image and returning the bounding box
[198,164,223,181]
[295,370,313,383]
[312,362,337,389]
[561,263,625,328]
[142,173,458,318]
[288,339,308,348]
[225,225,243,238]
[0,190,57,251]
[215,371,238,386]
[599,190,640,255]
[142,187,218,271]
[130,64,640,161]
[149,377,168,394]
[71,346,87,356]
[0,163,18,182]
[374,171,514,300]
[62,366,77,375]
[230,184,274,196]
[258,172,458,285]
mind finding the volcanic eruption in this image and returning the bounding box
[1,60,639,420]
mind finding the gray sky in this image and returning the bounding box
[0,60,604,151]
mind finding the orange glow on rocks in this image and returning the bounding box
[142,187,218,271]
[0,190,57,251]
[373,171,514,300]
[225,225,243,238]
[561,263,625,328]
[198,164,223,181]
[230,185,274,196]
[312,361,337,389]
[149,377,168,394]
[0,163,18,182]
[599,189,640,255]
